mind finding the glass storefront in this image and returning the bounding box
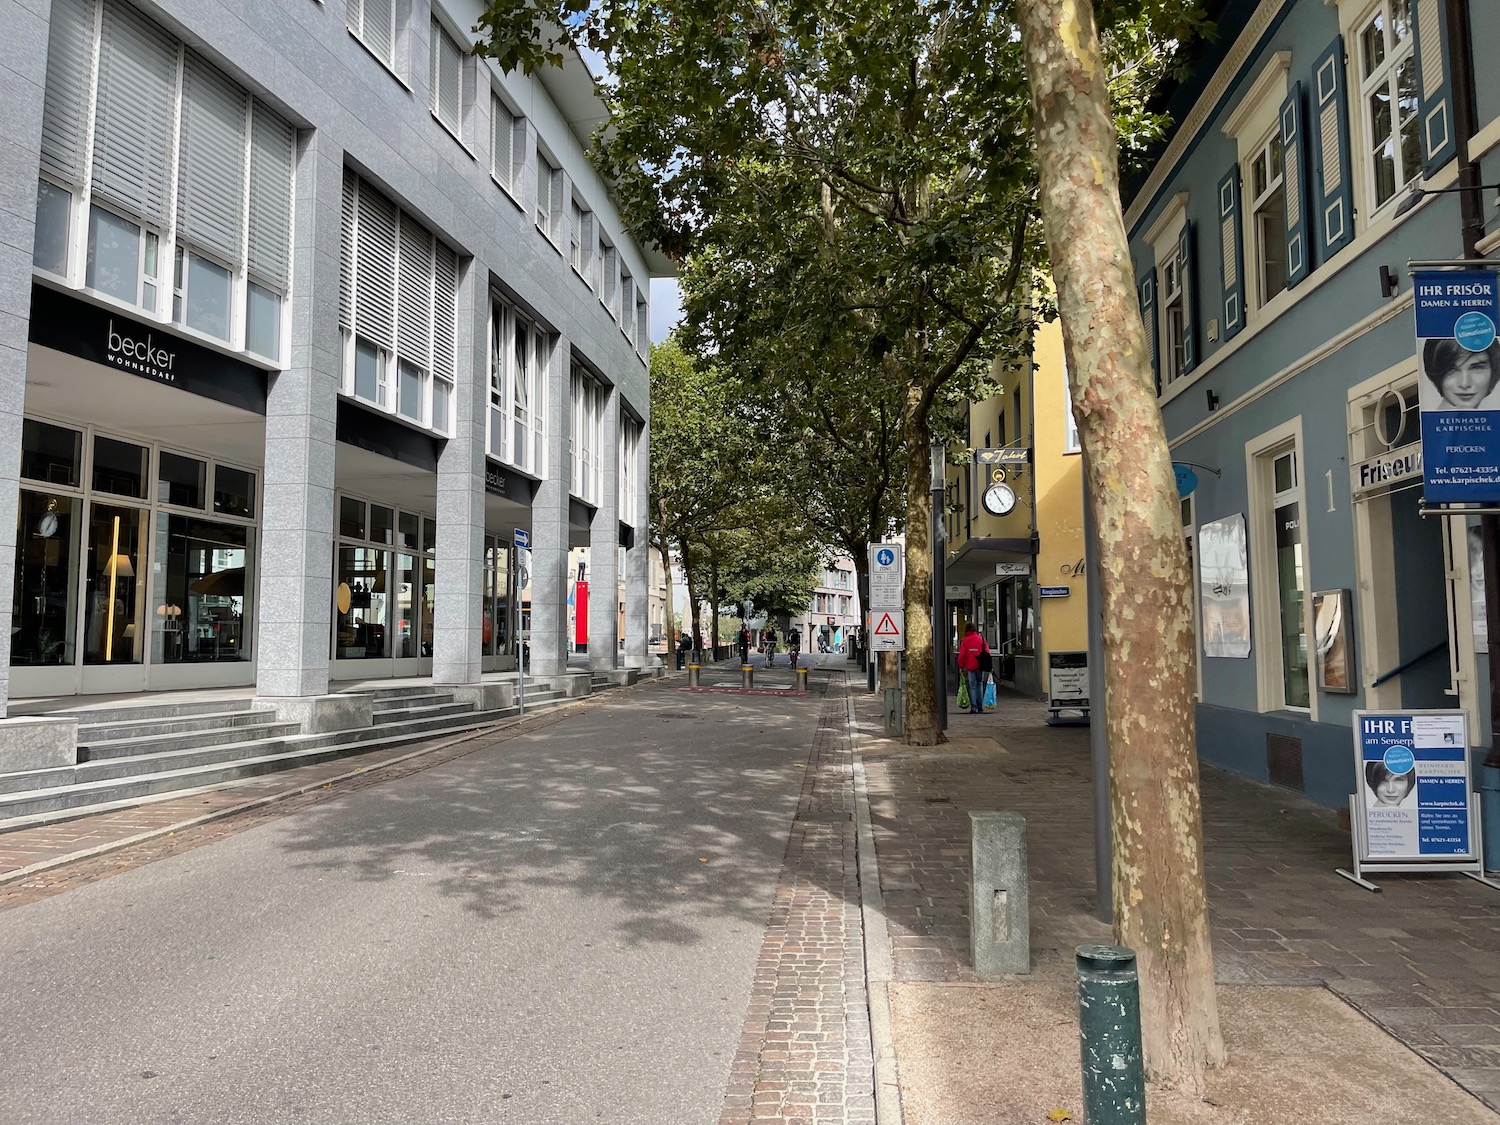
[333,496,435,666]
[10,418,258,687]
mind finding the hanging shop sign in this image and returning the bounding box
[974,447,1031,465]
[1337,709,1499,892]
[1415,269,1500,504]
[995,562,1031,577]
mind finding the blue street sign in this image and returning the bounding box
[876,547,896,567]
[514,528,531,550]
[1416,269,1500,503]
[1039,585,1070,598]
[1173,463,1199,498]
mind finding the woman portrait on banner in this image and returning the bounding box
[1420,338,1500,411]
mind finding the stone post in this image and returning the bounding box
[255,131,340,702]
[588,384,620,672]
[623,422,651,669]
[0,0,51,717]
[529,338,571,677]
[432,258,486,686]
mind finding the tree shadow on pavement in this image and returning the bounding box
[267,681,838,946]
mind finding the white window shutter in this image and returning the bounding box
[178,52,249,265]
[432,21,463,130]
[355,180,398,350]
[247,106,295,287]
[397,216,434,367]
[92,1,178,226]
[362,0,394,64]
[40,0,95,182]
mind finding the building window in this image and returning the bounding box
[488,298,548,475]
[430,18,465,137]
[36,0,294,361]
[536,155,562,242]
[636,296,649,355]
[571,368,605,505]
[1160,252,1186,384]
[339,171,458,436]
[1357,0,1420,210]
[1247,130,1288,309]
[601,241,618,317]
[348,0,397,69]
[492,95,524,195]
[620,416,640,526]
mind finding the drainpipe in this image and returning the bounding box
[1443,0,1500,869]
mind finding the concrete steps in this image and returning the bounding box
[0,681,582,829]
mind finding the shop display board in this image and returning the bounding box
[1337,709,1500,892]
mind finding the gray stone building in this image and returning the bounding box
[0,0,667,717]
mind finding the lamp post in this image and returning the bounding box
[931,440,948,730]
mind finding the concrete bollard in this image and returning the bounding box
[687,663,700,687]
[969,811,1030,977]
[742,664,754,690]
[795,667,809,692]
[1076,945,1146,1125]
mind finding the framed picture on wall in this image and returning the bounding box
[1313,589,1356,694]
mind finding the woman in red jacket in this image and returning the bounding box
[956,624,991,714]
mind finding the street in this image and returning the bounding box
[0,667,840,1125]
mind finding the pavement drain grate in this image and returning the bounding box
[795,810,853,823]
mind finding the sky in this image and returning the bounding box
[650,278,684,343]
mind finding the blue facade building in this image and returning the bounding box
[1125,0,1500,805]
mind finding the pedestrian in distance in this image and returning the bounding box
[676,630,693,670]
[956,623,992,715]
[738,623,752,665]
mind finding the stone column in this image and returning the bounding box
[623,422,651,669]
[255,130,341,703]
[587,385,620,672]
[529,338,572,677]
[432,259,486,686]
[0,0,50,717]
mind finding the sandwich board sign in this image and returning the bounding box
[870,610,905,652]
[1337,709,1499,892]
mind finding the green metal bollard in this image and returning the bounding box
[1076,944,1145,1125]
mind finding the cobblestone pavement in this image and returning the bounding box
[721,674,876,1125]
[855,692,1500,1110]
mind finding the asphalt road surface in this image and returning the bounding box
[0,668,836,1124]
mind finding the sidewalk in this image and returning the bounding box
[852,692,1500,1123]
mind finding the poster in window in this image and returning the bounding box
[1198,514,1251,659]
[1469,521,1488,654]
[1313,589,1355,693]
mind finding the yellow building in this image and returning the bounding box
[942,318,1089,701]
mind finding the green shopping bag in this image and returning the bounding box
[957,676,970,711]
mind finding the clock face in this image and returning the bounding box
[37,513,58,539]
[982,482,1017,517]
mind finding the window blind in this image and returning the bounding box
[92,0,178,226]
[359,0,395,64]
[178,52,249,265]
[433,245,457,381]
[247,107,295,287]
[40,0,95,182]
[354,182,398,350]
[432,20,463,131]
[397,217,435,367]
[340,169,357,329]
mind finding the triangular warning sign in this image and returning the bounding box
[874,612,900,636]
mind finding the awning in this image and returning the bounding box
[944,534,1037,587]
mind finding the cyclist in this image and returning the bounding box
[762,623,778,667]
[787,626,802,670]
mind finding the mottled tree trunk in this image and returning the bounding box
[709,560,722,660]
[683,543,703,660]
[1017,0,1224,1092]
[903,380,941,746]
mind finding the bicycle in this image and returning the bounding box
[787,645,800,670]
[763,641,777,668]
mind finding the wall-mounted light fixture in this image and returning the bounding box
[1393,180,1500,219]
[1379,264,1400,298]
[1206,389,1220,412]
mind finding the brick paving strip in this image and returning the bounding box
[719,674,878,1125]
[851,691,1500,1112]
[0,687,640,911]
